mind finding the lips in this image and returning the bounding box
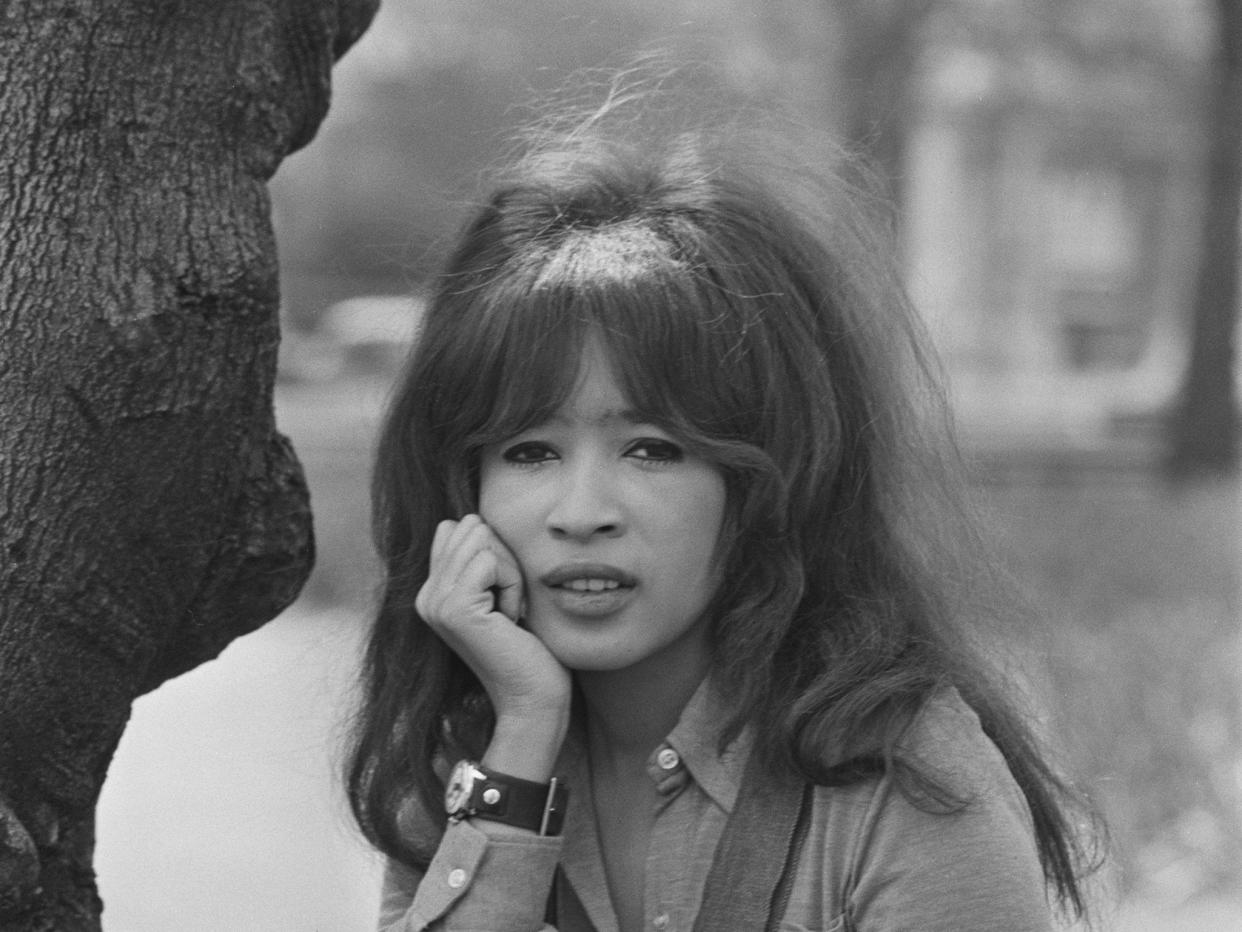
[539,563,637,618]
[561,578,622,592]
[541,563,637,589]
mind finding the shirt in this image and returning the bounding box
[377,682,1053,932]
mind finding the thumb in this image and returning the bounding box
[489,540,524,622]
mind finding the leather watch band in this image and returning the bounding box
[445,760,569,836]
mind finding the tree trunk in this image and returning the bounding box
[1167,0,1242,479]
[0,2,377,928]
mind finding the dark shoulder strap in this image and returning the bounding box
[692,750,812,932]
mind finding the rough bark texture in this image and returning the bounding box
[0,1,378,928]
[1167,0,1242,479]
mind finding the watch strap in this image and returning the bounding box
[457,763,569,836]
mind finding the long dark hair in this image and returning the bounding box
[346,99,1101,918]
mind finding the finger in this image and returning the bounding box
[418,520,458,614]
[427,519,458,573]
[421,515,527,625]
[435,514,491,583]
[486,536,524,622]
[455,547,513,619]
[420,517,484,618]
[418,546,495,636]
[453,518,524,621]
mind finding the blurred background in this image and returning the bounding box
[94,1,1239,929]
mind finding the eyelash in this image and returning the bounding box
[501,442,556,465]
[499,438,685,466]
[625,439,683,463]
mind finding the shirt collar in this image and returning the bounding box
[557,675,752,814]
[661,676,750,814]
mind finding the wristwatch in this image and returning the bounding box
[444,760,568,836]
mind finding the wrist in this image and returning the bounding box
[445,759,568,836]
[485,709,569,783]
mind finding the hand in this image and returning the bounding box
[415,515,571,778]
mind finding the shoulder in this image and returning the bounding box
[808,689,1052,930]
[806,688,1034,843]
[895,686,1021,807]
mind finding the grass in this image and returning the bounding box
[977,473,1241,909]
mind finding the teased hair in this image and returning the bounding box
[346,90,1102,920]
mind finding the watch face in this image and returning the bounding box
[444,760,477,815]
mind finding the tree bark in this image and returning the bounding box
[1167,0,1242,479]
[0,1,377,928]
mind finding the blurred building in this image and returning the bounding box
[904,8,1209,453]
[273,0,1221,464]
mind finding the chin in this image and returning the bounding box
[529,624,644,674]
[546,643,640,674]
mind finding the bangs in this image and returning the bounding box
[430,220,772,457]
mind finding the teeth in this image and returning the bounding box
[563,578,621,592]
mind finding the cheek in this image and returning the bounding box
[669,474,728,572]
[476,465,509,529]
[476,467,532,553]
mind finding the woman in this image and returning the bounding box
[346,99,1101,931]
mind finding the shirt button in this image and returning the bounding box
[447,867,467,889]
[653,912,670,930]
[656,747,680,771]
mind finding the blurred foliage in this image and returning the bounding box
[271,0,1212,312]
[982,478,1241,901]
[272,0,840,300]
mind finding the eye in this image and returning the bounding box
[501,441,557,465]
[625,438,684,464]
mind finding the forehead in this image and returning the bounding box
[541,340,649,428]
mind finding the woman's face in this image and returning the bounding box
[477,341,727,682]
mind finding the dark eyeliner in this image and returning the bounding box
[502,441,554,463]
[628,438,683,462]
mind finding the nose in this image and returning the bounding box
[546,456,624,542]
